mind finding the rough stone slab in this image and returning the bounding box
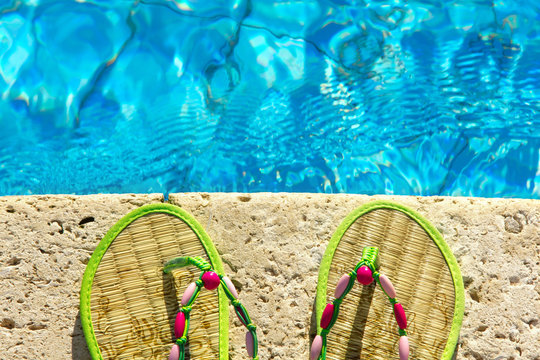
[0,194,164,359]
[0,193,539,359]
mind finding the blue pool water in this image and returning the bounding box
[0,0,539,198]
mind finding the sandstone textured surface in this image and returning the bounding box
[0,193,539,359]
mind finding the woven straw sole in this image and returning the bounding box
[315,201,464,359]
[80,204,228,360]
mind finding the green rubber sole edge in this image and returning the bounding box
[80,203,229,360]
[315,200,465,359]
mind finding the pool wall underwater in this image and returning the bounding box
[0,1,539,198]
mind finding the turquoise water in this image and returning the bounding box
[0,0,539,197]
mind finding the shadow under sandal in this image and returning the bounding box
[80,203,258,359]
[311,201,465,360]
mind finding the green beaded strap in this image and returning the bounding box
[311,247,410,360]
[164,256,259,360]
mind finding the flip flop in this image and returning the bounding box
[80,203,258,359]
[311,201,465,359]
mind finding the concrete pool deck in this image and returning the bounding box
[0,193,538,359]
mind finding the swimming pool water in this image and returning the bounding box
[0,0,539,197]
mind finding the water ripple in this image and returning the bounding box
[0,0,538,197]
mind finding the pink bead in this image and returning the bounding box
[222,276,239,298]
[379,274,396,298]
[334,274,350,298]
[356,265,373,285]
[399,336,409,360]
[320,303,334,329]
[394,303,407,329]
[174,312,186,338]
[202,271,220,290]
[310,335,323,360]
[245,331,255,357]
[181,282,197,305]
[169,344,180,360]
